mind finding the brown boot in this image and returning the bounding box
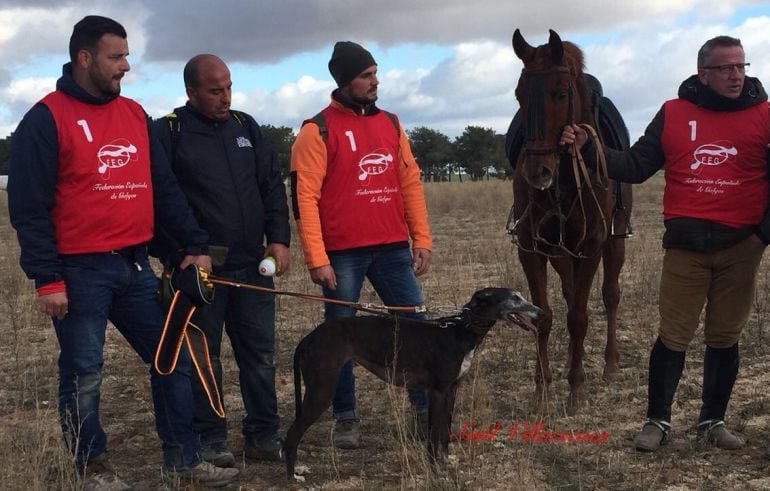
[633,420,670,452]
[698,420,743,450]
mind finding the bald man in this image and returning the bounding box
[153,54,291,467]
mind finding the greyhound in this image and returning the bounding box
[283,287,542,481]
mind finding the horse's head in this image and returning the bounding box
[513,29,590,190]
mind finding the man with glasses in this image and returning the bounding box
[561,35,769,452]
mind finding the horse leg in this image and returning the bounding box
[564,255,602,415]
[549,257,574,368]
[601,237,625,379]
[518,249,552,409]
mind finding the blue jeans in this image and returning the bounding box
[190,266,279,447]
[323,246,429,421]
[54,247,200,470]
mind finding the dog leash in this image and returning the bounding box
[205,273,427,315]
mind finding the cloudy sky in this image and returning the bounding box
[1,0,768,142]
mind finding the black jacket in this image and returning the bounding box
[603,75,770,250]
[152,103,290,270]
[8,63,209,288]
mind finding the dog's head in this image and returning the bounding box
[464,288,541,334]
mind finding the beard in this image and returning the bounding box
[351,91,377,106]
[89,65,121,97]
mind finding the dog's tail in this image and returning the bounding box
[293,343,303,419]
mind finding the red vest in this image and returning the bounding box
[41,91,154,254]
[315,107,408,251]
[660,99,769,228]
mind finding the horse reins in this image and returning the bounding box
[508,65,610,259]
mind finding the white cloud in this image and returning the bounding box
[0,1,768,140]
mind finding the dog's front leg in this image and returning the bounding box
[426,385,457,465]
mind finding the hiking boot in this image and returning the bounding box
[245,435,284,462]
[201,441,236,468]
[634,420,670,452]
[83,454,132,491]
[698,420,744,450]
[163,460,239,488]
[408,410,429,441]
[334,419,360,449]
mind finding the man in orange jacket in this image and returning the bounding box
[290,41,432,449]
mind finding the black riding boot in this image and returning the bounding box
[634,337,685,451]
[646,337,686,423]
[699,343,739,423]
[697,343,742,449]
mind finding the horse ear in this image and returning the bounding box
[512,29,535,62]
[548,29,564,62]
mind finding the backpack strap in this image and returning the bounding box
[311,112,328,141]
[311,109,400,142]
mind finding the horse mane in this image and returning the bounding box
[561,42,591,124]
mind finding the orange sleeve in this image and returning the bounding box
[397,127,433,251]
[290,122,331,269]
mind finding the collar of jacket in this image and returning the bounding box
[56,62,119,105]
[182,101,233,126]
[677,74,768,112]
[331,88,380,116]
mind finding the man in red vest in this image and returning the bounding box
[291,41,432,449]
[562,35,769,452]
[7,15,238,488]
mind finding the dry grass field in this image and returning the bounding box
[2,177,770,490]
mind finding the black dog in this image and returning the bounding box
[283,287,542,480]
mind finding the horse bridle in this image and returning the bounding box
[508,66,610,258]
[520,65,574,156]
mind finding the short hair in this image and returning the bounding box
[183,54,225,89]
[697,35,743,68]
[69,15,127,62]
[183,57,200,89]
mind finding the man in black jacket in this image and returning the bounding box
[562,35,769,452]
[154,54,291,467]
[8,16,239,488]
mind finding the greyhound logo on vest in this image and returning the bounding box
[690,141,737,175]
[97,138,137,179]
[358,149,393,182]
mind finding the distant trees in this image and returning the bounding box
[453,126,508,180]
[0,124,512,182]
[407,127,452,181]
[409,125,509,181]
[260,124,295,179]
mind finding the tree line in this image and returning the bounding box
[0,124,512,181]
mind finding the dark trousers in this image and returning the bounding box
[190,266,279,446]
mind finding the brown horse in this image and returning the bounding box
[508,29,632,414]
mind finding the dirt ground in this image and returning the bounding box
[2,179,770,490]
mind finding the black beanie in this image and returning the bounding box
[328,41,377,88]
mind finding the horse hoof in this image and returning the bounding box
[566,393,581,415]
[602,363,620,380]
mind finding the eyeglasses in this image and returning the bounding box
[702,63,750,74]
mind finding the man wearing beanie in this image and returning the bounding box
[291,41,433,449]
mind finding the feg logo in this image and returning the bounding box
[358,149,393,183]
[97,138,137,179]
[690,141,737,175]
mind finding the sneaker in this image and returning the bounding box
[164,460,239,488]
[698,420,744,450]
[244,435,284,463]
[83,454,132,491]
[201,441,236,468]
[633,420,670,452]
[334,419,360,449]
[408,410,429,441]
